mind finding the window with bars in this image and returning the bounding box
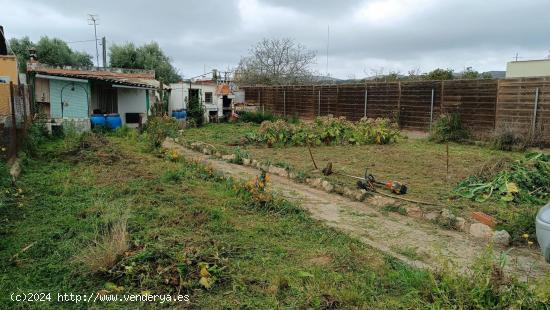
[205,92,213,103]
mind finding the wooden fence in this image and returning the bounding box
[496,77,550,142]
[243,78,548,142]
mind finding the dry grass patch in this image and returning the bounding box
[76,219,129,273]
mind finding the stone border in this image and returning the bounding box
[173,138,510,247]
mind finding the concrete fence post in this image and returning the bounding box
[429,88,435,131]
[258,89,263,113]
[532,87,540,135]
[318,89,321,116]
[283,89,286,117]
[364,89,368,118]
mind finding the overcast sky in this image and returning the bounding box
[2,0,550,79]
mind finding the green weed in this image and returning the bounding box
[429,113,470,143]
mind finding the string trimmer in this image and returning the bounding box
[322,161,407,195]
[307,144,440,206]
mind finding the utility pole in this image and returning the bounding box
[88,14,100,67]
[102,36,107,67]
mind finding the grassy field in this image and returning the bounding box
[0,129,547,308]
[179,121,550,245]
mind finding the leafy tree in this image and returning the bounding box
[424,68,454,80]
[35,37,93,67]
[8,36,32,72]
[236,38,316,85]
[8,36,93,72]
[460,67,494,80]
[461,67,480,79]
[373,71,401,82]
[109,42,181,83]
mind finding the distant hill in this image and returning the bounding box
[313,70,507,84]
[311,75,343,83]
[482,71,506,79]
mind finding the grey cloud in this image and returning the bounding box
[2,0,549,78]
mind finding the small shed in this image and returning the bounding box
[27,63,162,129]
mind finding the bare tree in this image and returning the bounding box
[235,38,316,85]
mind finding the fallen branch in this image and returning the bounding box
[11,241,36,261]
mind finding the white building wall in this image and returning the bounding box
[117,88,148,125]
[169,82,224,120]
[506,59,550,78]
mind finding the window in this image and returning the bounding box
[205,92,213,104]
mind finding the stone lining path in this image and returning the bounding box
[163,139,550,281]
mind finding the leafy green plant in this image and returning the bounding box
[454,153,549,242]
[237,111,277,124]
[143,116,179,149]
[112,124,136,139]
[22,119,50,156]
[382,204,407,215]
[246,116,401,147]
[429,113,469,143]
[229,147,249,165]
[187,95,205,127]
[454,153,549,204]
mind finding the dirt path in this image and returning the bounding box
[163,140,549,281]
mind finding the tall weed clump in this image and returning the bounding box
[429,113,469,143]
[143,116,179,149]
[22,114,50,156]
[238,111,277,124]
[426,246,549,308]
[77,219,129,273]
[491,125,530,151]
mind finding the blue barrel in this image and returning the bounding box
[171,111,180,119]
[171,110,187,119]
[106,114,122,129]
[90,114,106,127]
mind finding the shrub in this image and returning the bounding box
[112,124,136,138]
[23,120,49,156]
[429,113,469,143]
[491,127,529,151]
[236,170,303,215]
[238,110,277,124]
[187,97,205,127]
[229,147,249,164]
[144,116,179,149]
[77,219,128,273]
[246,116,400,147]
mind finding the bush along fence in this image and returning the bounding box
[242,77,550,143]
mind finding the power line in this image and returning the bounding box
[66,39,100,44]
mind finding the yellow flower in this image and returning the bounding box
[522,233,529,239]
[1,147,5,152]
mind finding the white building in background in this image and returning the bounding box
[506,59,550,78]
[169,78,244,122]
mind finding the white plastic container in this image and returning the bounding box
[536,203,550,263]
